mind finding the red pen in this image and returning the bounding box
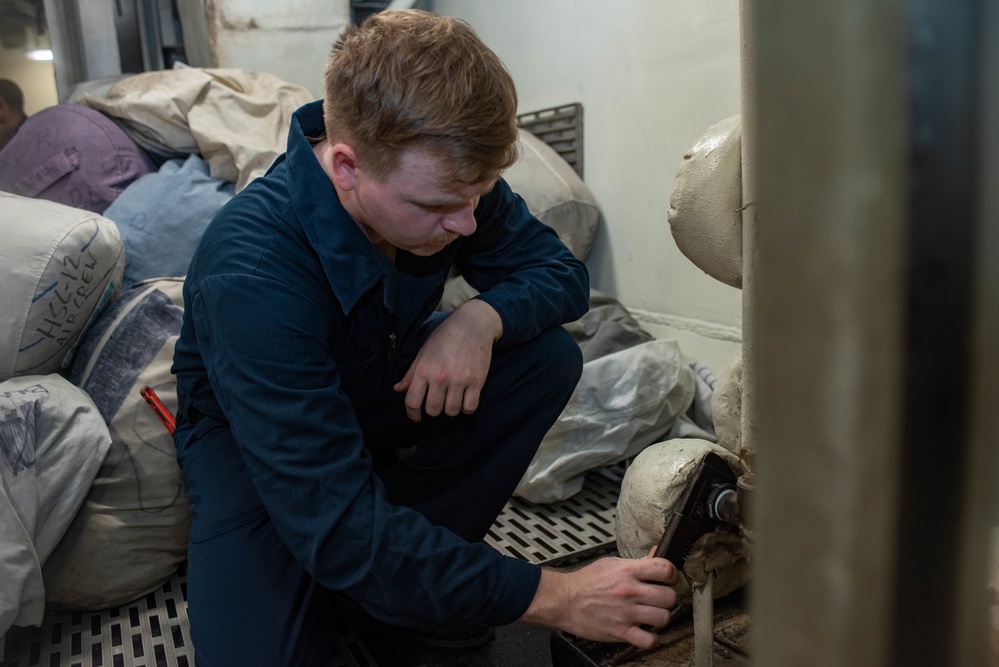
[140,386,176,434]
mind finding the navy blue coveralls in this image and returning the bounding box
[171,101,590,665]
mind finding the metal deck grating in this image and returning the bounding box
[2,465,622,667]
[485,464,623,566]
[2,569,196,667]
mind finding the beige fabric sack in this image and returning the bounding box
[76,64,313,191]
[504,128,600,261]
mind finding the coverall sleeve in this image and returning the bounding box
[458,178,590,345]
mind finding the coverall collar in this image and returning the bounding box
[285,100,387,316]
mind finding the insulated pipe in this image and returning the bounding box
[738,0,758,477]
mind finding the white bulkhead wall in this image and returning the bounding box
[177,0,351,97]
[432,0,743,373]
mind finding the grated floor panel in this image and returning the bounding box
[2,466,623,667]
[485,465,623,566]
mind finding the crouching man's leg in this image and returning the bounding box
[177,423,337,667]
[376,324,583,542]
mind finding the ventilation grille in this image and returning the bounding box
[517,103,585,179]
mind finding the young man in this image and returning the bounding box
[172,9,678,665]
[0,79,27,151]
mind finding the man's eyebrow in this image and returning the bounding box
[411,198,465,209]
[410,181,496,208]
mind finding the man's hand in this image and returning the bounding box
[393,299,503,421]
[519,554,679,650]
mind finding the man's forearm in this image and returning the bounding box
[456,297,504,344]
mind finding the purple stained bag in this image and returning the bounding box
[0,104,156,214]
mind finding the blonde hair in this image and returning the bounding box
[323,9,519,185]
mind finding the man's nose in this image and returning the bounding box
[442,203,477,237]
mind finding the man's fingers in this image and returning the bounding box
[401,376,477,420]
[634,555,679,586]
[393,366,413,393]
[620,624,659,651]
[634,602,673,629]
[404,379,428,422]
[443,385,465,417]
[641,547,680,588]
[461,386,480,415]
[640,580,677,611]
[423,382,448,418]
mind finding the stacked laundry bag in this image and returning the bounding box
[0,66,312,634]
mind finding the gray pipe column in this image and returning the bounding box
[954,2,999,662]
[747,1,909,664]
[747,0,998,664]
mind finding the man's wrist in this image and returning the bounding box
[458,297,503,343]
[519,568,567,629]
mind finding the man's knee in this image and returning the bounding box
[520,325,584,397]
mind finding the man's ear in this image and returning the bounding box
[329,143,359,192]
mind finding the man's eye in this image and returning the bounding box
[419,203,454,213]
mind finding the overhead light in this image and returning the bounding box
[25,48,52,61]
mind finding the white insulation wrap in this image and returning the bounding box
[711,355,743,457]
[616,438,749,599]
[667,115,744,289]
[0,192,124,382]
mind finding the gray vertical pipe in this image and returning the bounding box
[747,1,908,664]
[907,0,998,664]
[889,0,991,664]
[748,0,997,664]
[952,0,999,661]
